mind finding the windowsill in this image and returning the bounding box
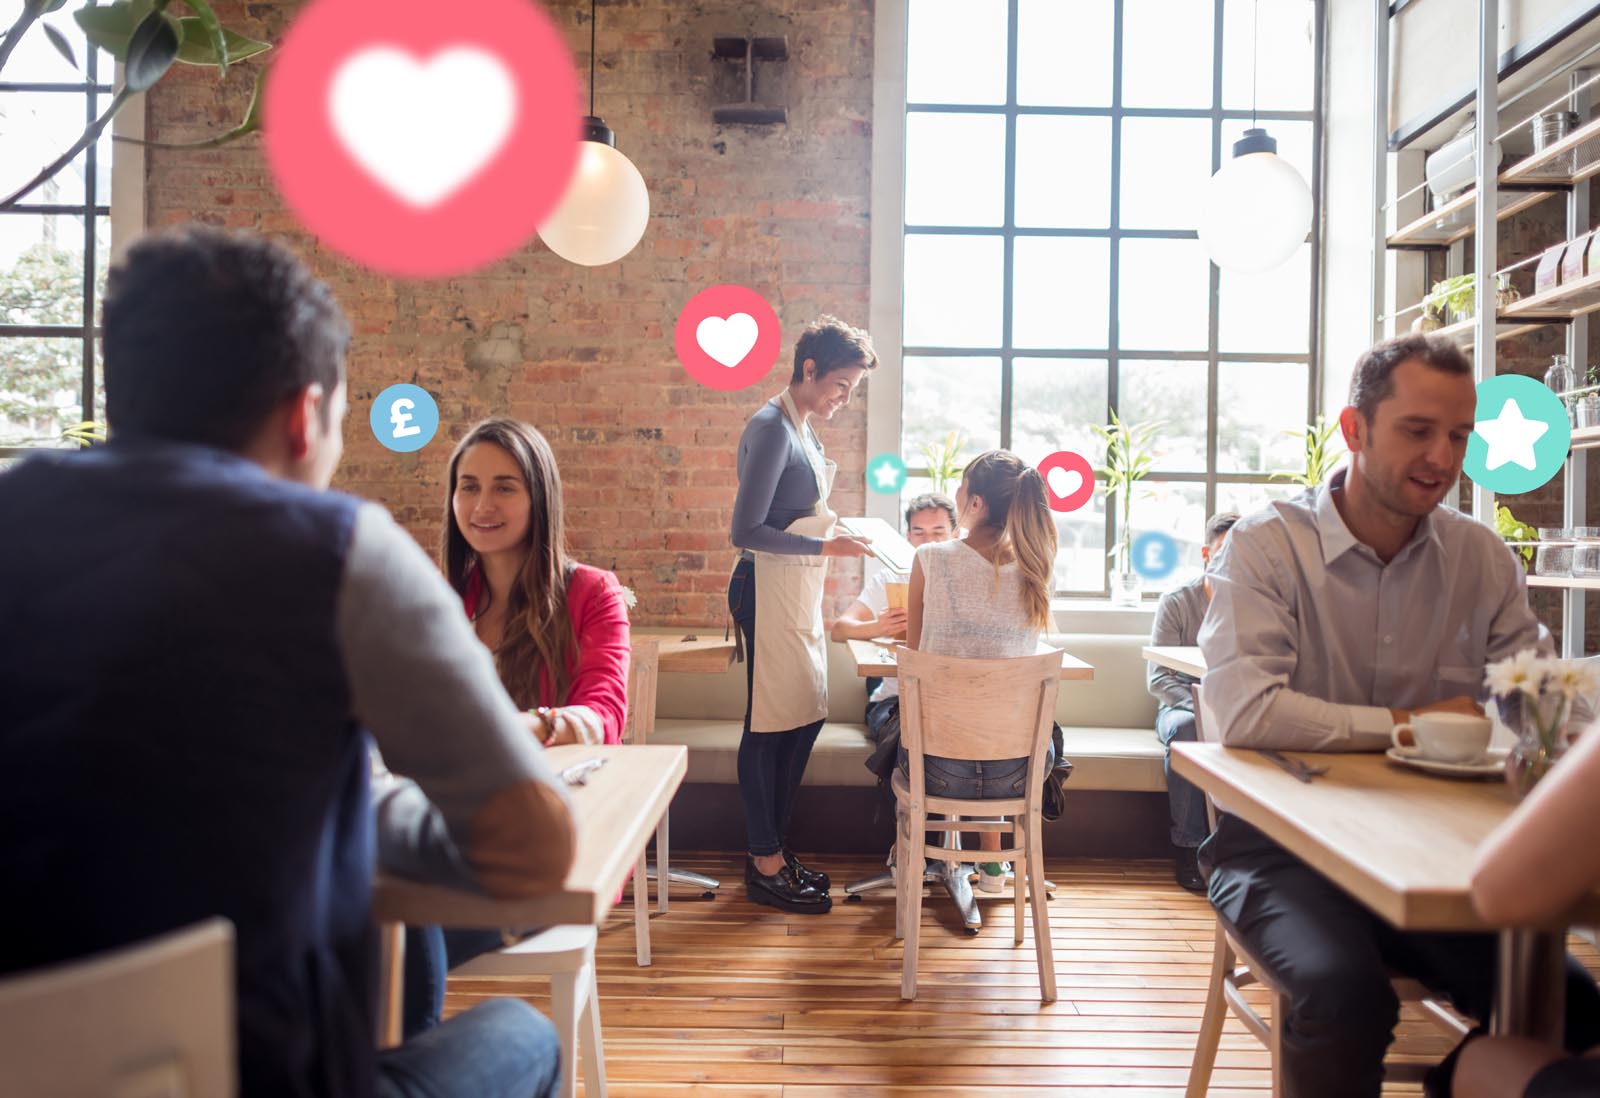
[1051,598,1156,636]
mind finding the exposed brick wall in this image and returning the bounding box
[142,0,875,626]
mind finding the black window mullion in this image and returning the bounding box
[1206,0,1225,523]
[82,43,99,425]
[999,0,1019,452]
[1104,0,1126,595]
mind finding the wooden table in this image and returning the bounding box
[1172,743,1600,1041]
[847,638,1095,680]
[1142,644,1206,678]
[373,743,687,1047]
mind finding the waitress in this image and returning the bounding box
[729,315,876,914]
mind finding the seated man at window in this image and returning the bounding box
[830,491,957,751]
[1198,333,1600,1098]
[0,227,571,1098]
[1145,510,1238,892]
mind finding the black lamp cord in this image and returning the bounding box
[589,0,597,117]
[1250,0,1259,129]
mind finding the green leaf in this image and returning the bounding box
[175,18,268,66]
[124,8,179,91]
[74,0,153,61]
[174,0,226,72]
[42,22,76,69]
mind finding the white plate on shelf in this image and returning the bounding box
[1384,745,1508,779]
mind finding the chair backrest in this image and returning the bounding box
[0,918,236,1098]
[623,633,661,745]
[896,646,1063,804]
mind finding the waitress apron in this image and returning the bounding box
[749,390,837,733]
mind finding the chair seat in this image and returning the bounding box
[449,925,597,977]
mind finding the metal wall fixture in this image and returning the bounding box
[711,36,789,125]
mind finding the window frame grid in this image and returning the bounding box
[900,0,1324,598]
[0,38,115,460]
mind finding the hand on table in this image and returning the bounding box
[874,608,908,638]
[821,535,872,558]
[524,706,606,747]
[1389,695,1485,744]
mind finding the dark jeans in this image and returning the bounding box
[401,926,510,1039]
[729,556,824,858]
[376,997,561,1098]
[896,743,1056,800]
[1527,1056,1600,1097]
[865,695,899,744]
[1201,816,1600,1098]
[1156,706,1210,848]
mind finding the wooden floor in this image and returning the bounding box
[444,854,1600,1096]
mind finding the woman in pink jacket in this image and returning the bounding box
[403,417,631,1037]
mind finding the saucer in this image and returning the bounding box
[1385,745,1507,779]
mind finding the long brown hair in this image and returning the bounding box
[960,450,1057,631]
[442,418,577,708]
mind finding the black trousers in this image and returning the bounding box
[1200,815,1600,1098]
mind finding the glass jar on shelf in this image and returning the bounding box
[1535,528,1574,577]
[1545,354,1576,425]
[1573,528,1600,577]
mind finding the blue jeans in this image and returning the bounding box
[375,997,561,1098]
[896,743,1055,800]
[1157,706,1209,848]
[402,926,508,1038]
[729,557,825,857]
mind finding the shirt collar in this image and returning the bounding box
[1315,466,1443,566]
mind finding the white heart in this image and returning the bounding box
[695,312,759,368]
[329,47,516,209]
[1046,466,1082,499]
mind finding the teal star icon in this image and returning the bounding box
[867,453,908,494]
[1464,374,1571,495]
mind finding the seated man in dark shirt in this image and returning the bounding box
[1145,511,1237,891]
[0,227,571,1098]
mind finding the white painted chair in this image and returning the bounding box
[892,646,1063,1002]
[1184,685,1471,1097]
[451,924,606,1098]
[0,918,236,1098]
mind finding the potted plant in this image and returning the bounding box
[1580,366,1600,429]
[918,431,967,495]
[1091,409,1161,607]
[1272,416,1344,489]
[1425,272,1520,323]
[1411,303,1443,333]
[1493,503,1538,569]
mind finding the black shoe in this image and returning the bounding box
[1174,845,1207,893]
[783,848,830,893]
[745,858,832,914]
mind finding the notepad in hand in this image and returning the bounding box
[836,516,915,574]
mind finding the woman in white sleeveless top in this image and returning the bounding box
[904,450,1058,884]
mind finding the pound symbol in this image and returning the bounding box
[390,398,421,439]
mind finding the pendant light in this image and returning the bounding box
[537,0,650,266]
[1197,0,1313,274]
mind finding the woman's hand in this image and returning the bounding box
[536,706,607,747]
[821,534,871,558]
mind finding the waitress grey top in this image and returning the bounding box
[731,398,825,557]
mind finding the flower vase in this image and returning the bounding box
[1501,691,1570,799]
[1109,569,1142,607]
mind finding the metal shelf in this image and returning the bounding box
[1572,426,1600,452]
[1527,575,1600,590]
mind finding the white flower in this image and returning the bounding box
[618,585,638,610]
[1556,660,1600,701]
[1486,648,1542,697]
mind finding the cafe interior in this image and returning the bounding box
[10,0,1600,1095]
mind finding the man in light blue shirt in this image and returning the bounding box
[1198,333,1600,1098]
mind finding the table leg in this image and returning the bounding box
[633,847,652,967]
[1492,928,1567,1042]
[376,921,406,1050]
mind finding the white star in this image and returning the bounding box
[1475,398,1550,472]
[872,460,902,489]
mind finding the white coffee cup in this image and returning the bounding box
[1391,712,1492,763]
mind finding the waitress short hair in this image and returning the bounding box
[792,315,878,384]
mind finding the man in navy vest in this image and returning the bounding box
[0,227,572,1098]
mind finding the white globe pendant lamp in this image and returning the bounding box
[538,0,650,266]
[1197,0,1312,274]
[1199,127,1312,273]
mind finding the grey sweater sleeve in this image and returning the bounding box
[337,504,576,897]
[730,411,824,556]
[1147,586,1199,711]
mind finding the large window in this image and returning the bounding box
[0,0,113,460]
[898,0,1321,596]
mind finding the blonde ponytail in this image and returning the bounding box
[1004,466,1057,631]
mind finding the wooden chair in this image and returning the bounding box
[450,925,606,1098]
[1184,685,1471,1097]
[0,918,236,1098]
[892,646,1063,1002]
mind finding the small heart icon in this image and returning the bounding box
[330,47,516,209]
[696,312,759,368]
[1046,466,1082,500]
